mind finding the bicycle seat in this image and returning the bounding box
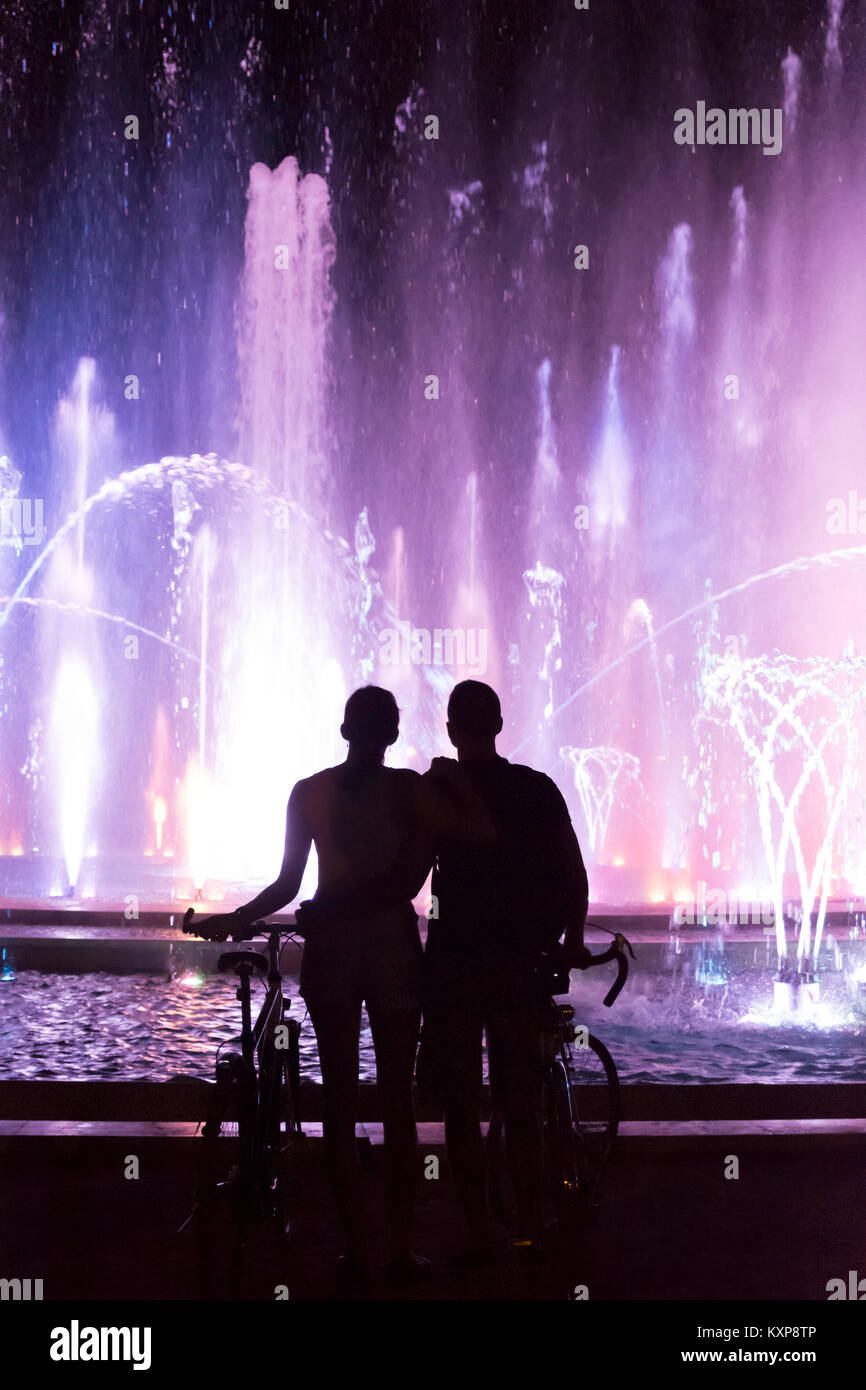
[218,949,268,975]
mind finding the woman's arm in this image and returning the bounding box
[419,757,496,844]
[234,781,312,927]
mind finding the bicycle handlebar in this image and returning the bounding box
[182,909,633,1005]
[181,906,287,943]
[581,932,634,1007]
[538,930,633,1006]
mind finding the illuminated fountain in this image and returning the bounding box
[0,0,864,1032]
[560,746,641,861]
[700,650,866,1014]
[43,359,106,896]
[4,3,866,1107]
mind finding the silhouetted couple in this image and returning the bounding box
[222,680,590,1281]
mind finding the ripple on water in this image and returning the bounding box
[2,970,866,1084]
[562,975,866,1084]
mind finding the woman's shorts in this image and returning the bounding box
[299,904,423,1013]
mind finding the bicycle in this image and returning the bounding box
[177,907,305,1299]
[486,927,633,1239]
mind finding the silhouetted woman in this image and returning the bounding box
[213,685,489,1280]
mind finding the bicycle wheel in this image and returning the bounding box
[489,1070,580,1238]
[543,1058,581,1228]
[486,1111,517,1233]
[284,1014,302,1138]
[195,1057,255,1300]
[261,1027,302,1247]
[568,1033,619,1200]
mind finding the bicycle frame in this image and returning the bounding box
[247,931,303,1145]
[214,927,303,1142]
[245,931,285,1068]
[178,911,303,1295]
[181,910,297,1101]
[487,930,633,1233]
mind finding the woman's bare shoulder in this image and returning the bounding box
[387,766,426,812]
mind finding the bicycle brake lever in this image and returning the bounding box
[615,932,636,959]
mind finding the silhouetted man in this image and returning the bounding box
[422,680,590,1259]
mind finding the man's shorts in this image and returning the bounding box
[299,904,423,1013]
[417,949,546,1110]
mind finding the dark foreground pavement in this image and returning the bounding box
[2,1125,865,1302]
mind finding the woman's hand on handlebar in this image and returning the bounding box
[183,907,248,942]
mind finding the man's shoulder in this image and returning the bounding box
[499,760,571,817]
[500,759,562,792]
